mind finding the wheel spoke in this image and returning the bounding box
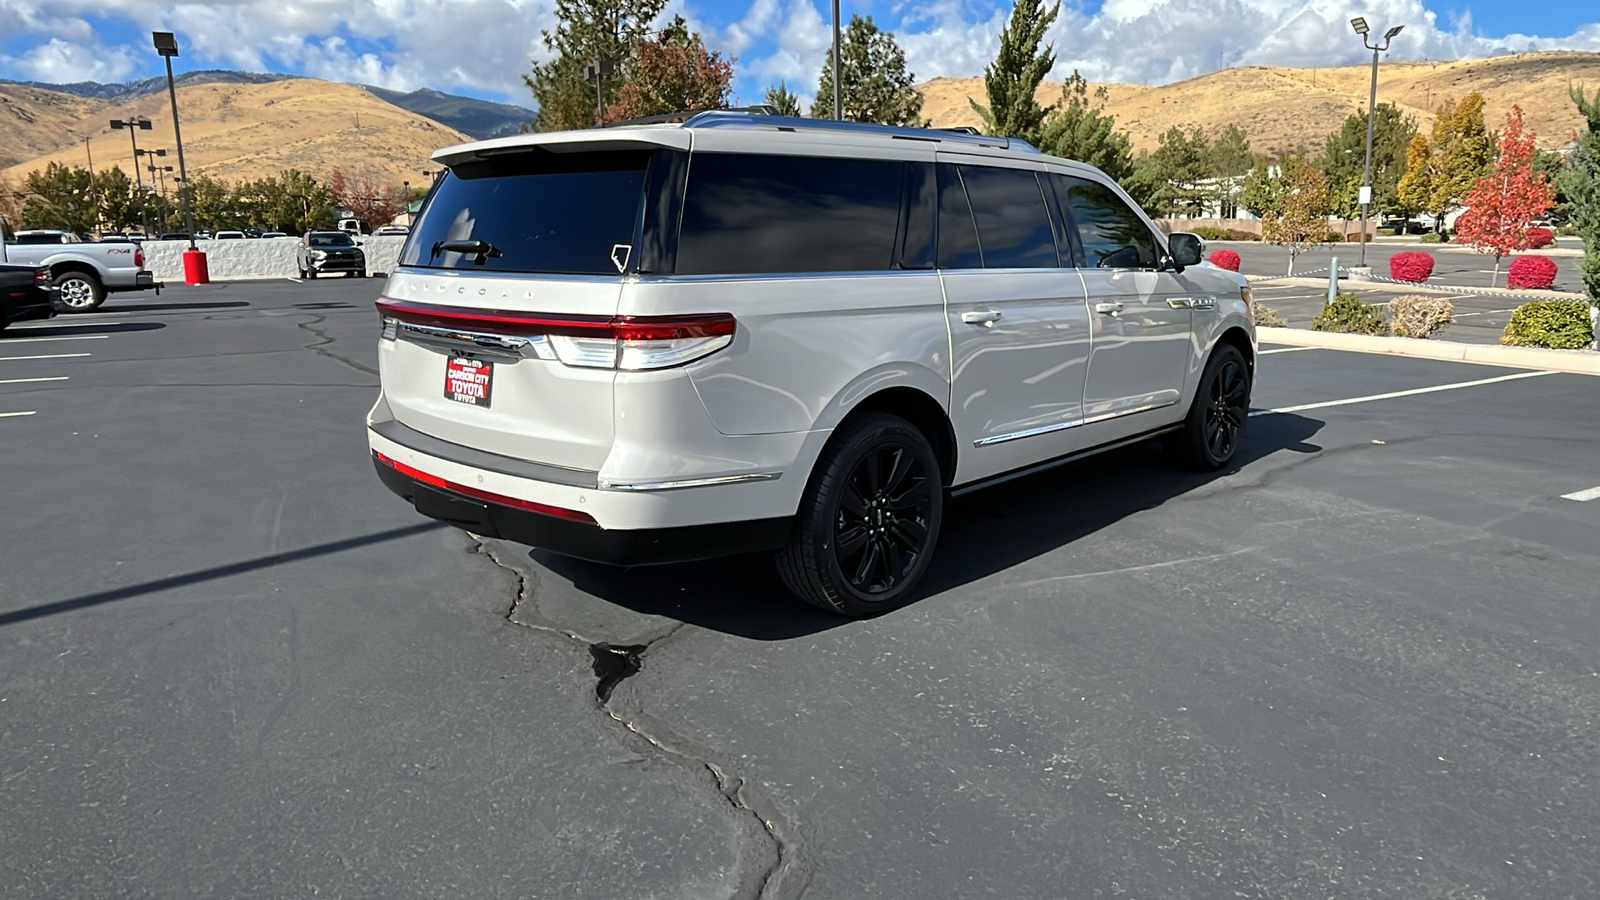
[890,517,928,549]
[835,522,871,557]
[863,449,884,496]
[881,446,912,495]
[886,476,931,512]
[883,540,904,584]
[839,482,869,518]
[853,541,880,586]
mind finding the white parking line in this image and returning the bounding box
[1561,485,1600,502]
[0,352,92,362]
[0,334,108,344]
[1259,346,1318,355]
[6,320,115,330]
[0,411,37,418]
[0,376,69,384]
[1250,370,1556,417]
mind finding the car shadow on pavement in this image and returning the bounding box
[533,412,1325,641]
[103,300,251,313]
[2,321,165,338]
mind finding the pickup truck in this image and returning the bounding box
[0,263,58,330]
[0,230,159,312]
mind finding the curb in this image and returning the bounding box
[1257,327,1600,376]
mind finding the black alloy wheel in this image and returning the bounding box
[1165,343,1251,471]
[777,412,943,616]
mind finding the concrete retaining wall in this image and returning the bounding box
[142,236,410,282]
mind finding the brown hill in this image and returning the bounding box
[921,50,1600,155]
[1,78,470,191]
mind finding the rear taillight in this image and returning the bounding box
[376,299,736,371]
[35,268,50,286]
[134,248,145,269]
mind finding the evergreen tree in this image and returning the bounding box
[1144,126,1212,217]
[1208,124,1253,218]
[1558,85,1600,320]
[764,80,802,117]
[811,15,925,126]
[21,163,97,232]
[1317,103,1417,218]
[1036,72,1133,183]
[607,16,733,120]
[525,0,669,131]
[95,166,140,231]
[969,0,1058,144]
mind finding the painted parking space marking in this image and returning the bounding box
[0,352,92,362]
[1250,370,1556,417]
[1259,346,1320,355]
[1561,485,1600,502]
[0,376,69,385]
[6,320,118,330]
[0,410,37,418]
[0,334,109,344]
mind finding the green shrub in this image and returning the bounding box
[1190,226,1232,241]
[1312,291,1388,334]
[1555,225,1580,237]
[1322,231,1347,243]
[1253,303,1288,327]
[1376,227,1400,237]
[1387,294,1453,338]
[1500,300,1595,349]
[1419,231,1448,243]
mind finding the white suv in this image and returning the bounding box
[369,112,1255,615]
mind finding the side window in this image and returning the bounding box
[1056,175,1159,269]
[899,162,936,270]
[958,166,1059,268]
[675,154,904,275]
[936,163,982,269]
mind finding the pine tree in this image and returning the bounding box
[969,0,1058,144]
[1036,72,1133,182]
[524,0,669,131]
[1208,124,1253,217]
[1559,85,1600,310]
[1318,103,1417,218]
[1454,105,1555,285]
[764,81,802,117]
[21,162,97,232]
[811,15,925,126]
[1143,126,1212,217]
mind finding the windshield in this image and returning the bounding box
[401,149,649,275]
[308,233,355,248]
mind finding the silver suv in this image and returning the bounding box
[369,112,1255,616]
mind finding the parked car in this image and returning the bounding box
[243,227,264,238]
[159,232,192,241]
[369,111,1255,615]
[260,232,289,239]
[297,231,366,278]
[0,230,158,312]
[215,230,246,240]
[0,263,58,330]
[373,224,410,236]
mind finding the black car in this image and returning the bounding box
[0,264,59,330]
[296,231,367,278]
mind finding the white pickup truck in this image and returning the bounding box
[0,230,160,312]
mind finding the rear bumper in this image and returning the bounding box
[1,287,58,323]
[309,257,366,273]
[108,271,160,294]
[372,454,791,565]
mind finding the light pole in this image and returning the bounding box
[584,58,615,126]
[154,30,207,283]
[832,0,842,119]
[110,116,153,235]
[1350,17,1403,267]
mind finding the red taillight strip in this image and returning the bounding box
[374,451,597,524]
[375,298,735,340]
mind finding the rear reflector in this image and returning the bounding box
[374,450,597,524]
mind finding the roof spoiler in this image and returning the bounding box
[604,105,780,128]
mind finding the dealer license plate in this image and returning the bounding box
[444,356,493,407]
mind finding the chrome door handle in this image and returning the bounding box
[960,309,1003,326]
[1094,301,1124,315]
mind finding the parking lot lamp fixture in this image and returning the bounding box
[110,116,153,235]
[153,31,198,252]
[1351,18,1403,267]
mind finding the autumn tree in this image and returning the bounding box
[1454,106,1556,285]
[1399,93,1492,232]
[607,16,733,120]
[970,0,1058,144]
[525,0,669,131]
[329,168,409,226]
[1036,71,1133,183]
[764,81,802,117]
[1396,132,1434,221]
[1262,165,1333,275]
[812,15,924,126]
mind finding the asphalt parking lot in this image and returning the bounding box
[3,277,1598,899]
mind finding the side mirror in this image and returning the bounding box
[1166,232,1203,270]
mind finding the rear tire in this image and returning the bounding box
[52,270,105,313]
[777,413,942,616]
[1164,343,1251,471]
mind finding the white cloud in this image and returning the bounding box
[0,37,139,83]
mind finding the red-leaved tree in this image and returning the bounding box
[1454,105,1556,285]
[328,168,408,228]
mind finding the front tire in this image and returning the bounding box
[53,271,106,313]
[777,413,943,616]
[1164,343,1251,471]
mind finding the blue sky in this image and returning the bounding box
[2,0,1596,111]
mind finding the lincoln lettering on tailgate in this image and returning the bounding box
[444,357,493,407]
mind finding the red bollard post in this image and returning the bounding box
[182,248,210,285]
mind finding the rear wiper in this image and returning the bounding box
[430,239,503,265]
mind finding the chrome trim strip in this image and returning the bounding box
[973,418,1083,447]
[369,419,599,489]
[395,322,542,361]
[1081,400,1176,426]
[599,472,782,492]
[951,424,1183,498]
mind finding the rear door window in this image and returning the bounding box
[402,149,650,275]
[957,165,1059,268]
[936,163,982,270]
[675,154,905,275]
[1055,175,1159,269]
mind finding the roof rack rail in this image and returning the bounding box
[603,105,779,128]
[676,110,1039,152]
[938,126,982,135]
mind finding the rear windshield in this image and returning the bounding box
[308,233,355,248]
[401,149,650,275]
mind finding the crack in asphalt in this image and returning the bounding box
[295,314,379,375]
[467,535,807,900]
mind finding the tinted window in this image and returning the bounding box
[402,149,649,275]
[14,234,65,245]
[1056,175,1158,269]
[308,233,355,248]
[936,163,982,269]
[959,166,1058,268]
[676,154,903,275]
[899,162,936,270]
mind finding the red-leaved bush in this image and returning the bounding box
[1507,255,1558,289]
[1389,251,1435,283]
[1527,227,1555,249]
[1210,249,1241,271]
